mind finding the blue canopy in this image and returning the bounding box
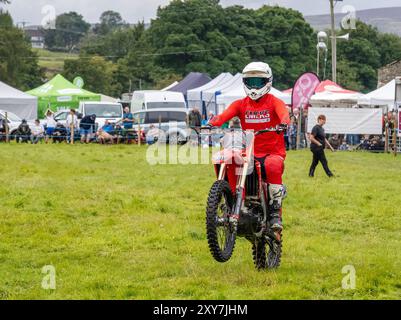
[168,72,211,99]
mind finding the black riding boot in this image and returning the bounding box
[268,184,284,231]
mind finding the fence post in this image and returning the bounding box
[384,116,389,153]
[70,120,74,145]
[296,109,302,150]
[137,116,141,146]
[5,112,9,143]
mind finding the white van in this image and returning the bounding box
[132,108,190,144]
[78,101,123,129]
[131,90,187,113]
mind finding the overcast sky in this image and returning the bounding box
[3,0,401,26]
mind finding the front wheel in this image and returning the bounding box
[206,180,236,263]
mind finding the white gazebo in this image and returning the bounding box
[0,81,38,120]
[358,79,396,110]
[310,80,363,108]
[187,73,233,109]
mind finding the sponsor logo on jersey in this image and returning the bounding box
[245,110,271,123]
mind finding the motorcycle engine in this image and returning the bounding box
[237,202,264,238]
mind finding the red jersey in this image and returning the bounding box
[210,94,290,158]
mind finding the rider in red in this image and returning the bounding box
[209,62,290,231]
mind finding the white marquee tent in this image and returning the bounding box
[357,79,396,109]
[216,83,292,111]
[0,81,38,120]
[310,80,363,108]
[100,94,118,103]
[187,73,232,109]
[161,81,179,91]
[202,73,243,115]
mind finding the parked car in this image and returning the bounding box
[0,110,36,138]
[48,109,70,128]
[131,90,187,113]
[78,101,124,130]
[132,108,190,144]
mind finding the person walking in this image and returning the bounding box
[309,115,334,178]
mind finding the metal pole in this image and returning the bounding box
[317,47,320,77]
[393,111,397,157]
[5,112,9,143]
[330,0,337,83]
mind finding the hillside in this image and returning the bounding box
[33,49,78,79]
[305,7,401,37]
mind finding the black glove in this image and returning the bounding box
[276,123,287,134]
[202,123,213,130]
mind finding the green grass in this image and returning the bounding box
[33,49,78,78]
[0,144,400,300]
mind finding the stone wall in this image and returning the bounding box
[378,60,401,87]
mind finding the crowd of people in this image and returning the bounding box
[0,106,390,151]
[0,108,145,145]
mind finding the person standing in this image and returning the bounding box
[66,109,79,144]
[80,114,96,144]
[288,116,297,150]
[309,115,334,177]
[122,107,134,130]
[45,110,57,143]
[188,108,202,128]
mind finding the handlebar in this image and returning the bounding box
[199,126,285,135]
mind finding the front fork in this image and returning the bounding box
[230,162,249,227]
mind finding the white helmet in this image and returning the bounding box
[242,62,273,101]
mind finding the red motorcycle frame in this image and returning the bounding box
[204,127,284,270]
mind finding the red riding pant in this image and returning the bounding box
[226,154,285,194]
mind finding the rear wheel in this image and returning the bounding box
[252,238,267,270]
[267,237,282,269]
[206,180,236,262]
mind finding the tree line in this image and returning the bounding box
[1,0,401,96]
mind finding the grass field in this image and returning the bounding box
[0,143,400,300]
[33,49,78,79]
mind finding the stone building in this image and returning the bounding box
[378,59,401,87]
[23,26,45,49]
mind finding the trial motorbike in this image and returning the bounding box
[204,127,286,270]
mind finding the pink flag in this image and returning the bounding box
[291,72,320,112]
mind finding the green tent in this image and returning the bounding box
[26,74,101,118]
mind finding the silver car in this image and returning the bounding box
[132,108,191,144]
[0,110,36,137]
